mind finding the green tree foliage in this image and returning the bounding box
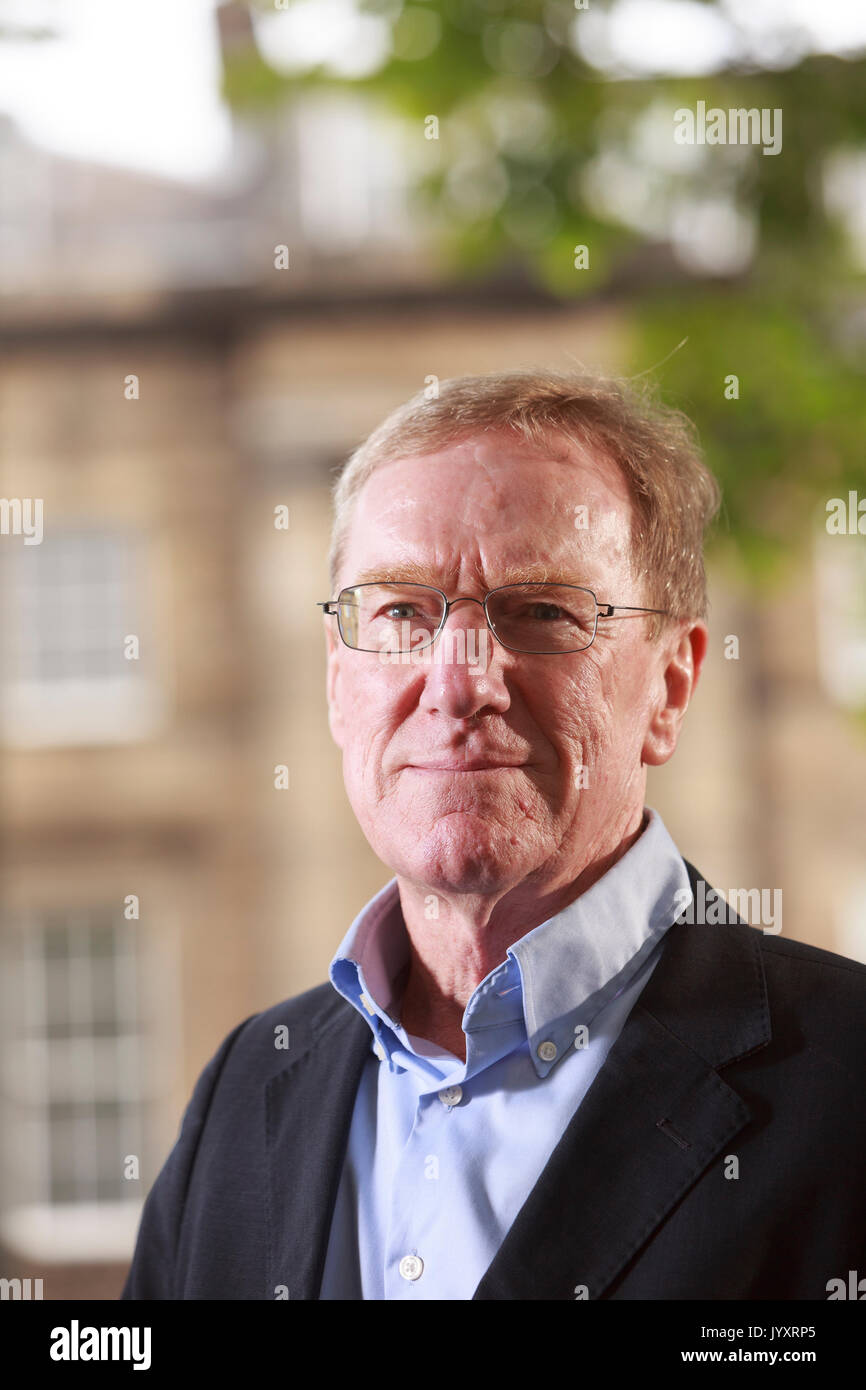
[225,1,866,578]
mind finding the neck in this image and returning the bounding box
[396,806,647,1060]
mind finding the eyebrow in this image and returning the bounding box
[349,561,577,589]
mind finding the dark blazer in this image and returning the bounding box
[121,861,866,1300]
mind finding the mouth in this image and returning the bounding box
[406,760,524,773]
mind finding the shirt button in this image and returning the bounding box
[399,1254,424,1282]
[359,993,375,1015]
[373,1042,385,1061]
[537,1040,557,1062]
[438,1085,463,1108]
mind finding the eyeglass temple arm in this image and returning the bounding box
[598,604,671,617]
[320,600,671,617]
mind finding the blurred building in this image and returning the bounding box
[0,3,864,1301]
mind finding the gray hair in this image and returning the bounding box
[328,367,721,637]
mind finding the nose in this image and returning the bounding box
[416,596,512,721]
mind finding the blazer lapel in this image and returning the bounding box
[474,863,771,1300]
[265,998,371,1299]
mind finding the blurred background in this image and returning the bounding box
[0,0,864,1299]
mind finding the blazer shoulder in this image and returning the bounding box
[755,928,866,1033]
[674,859,866,1062]
[683,856,866,984]
[757,930,866,979]
[211,980,365,1088]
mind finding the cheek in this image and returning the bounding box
[544,661,615,746]
[338,672,404,784]
[534,658,638,772]
[339,660,390,726]
[592,650,658,762]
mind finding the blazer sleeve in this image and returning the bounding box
[119,1015,255,1300]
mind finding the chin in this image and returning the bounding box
[388,819,532,895]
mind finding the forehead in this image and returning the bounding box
[341,431,635,585]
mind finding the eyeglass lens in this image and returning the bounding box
[336,582,597,654]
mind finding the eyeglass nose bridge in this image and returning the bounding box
[442,595,486,615]
[436,594,499,648]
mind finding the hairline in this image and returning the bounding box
[330,426,647,604]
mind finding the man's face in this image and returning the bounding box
[325,430,694,898]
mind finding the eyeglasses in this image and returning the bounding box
[318,582,670,655]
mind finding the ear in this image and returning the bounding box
[324,615,345,749]
[641,620,707,767]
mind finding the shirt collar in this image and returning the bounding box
[504,807,690,1072]
[328,806,690,1079]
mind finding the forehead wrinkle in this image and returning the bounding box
[350,557,596,591]
[346,466,635,591]
[351,561,549,587]
[350,510,618,591]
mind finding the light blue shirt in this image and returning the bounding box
[318,806,691,1300]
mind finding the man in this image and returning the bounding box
[122,369,866,1300]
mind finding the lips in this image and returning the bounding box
[407,759,523,771]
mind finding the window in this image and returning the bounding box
[814,525,866,710]
[0,906,162,1261]
[0,525,165,745]
[294,94,412,251]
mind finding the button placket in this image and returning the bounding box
[383,1091,446,1298]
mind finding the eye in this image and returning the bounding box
[526,602,567,621]
[380,603,417,620]
[517,601,585,626]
